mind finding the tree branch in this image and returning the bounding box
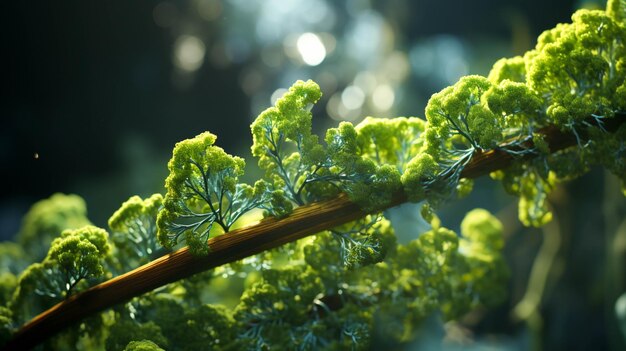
[4,113,624,350]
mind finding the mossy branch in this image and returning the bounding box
[4,113,625,351]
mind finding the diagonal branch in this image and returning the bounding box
[4,113,625,351]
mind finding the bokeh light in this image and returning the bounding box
[196,0,222,21]
[296,33,327,66]
[173,35,206,72]
[341,85,365,110]
[409,35,469,86]
[372,84,395,111]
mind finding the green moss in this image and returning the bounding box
[16,193,92,261]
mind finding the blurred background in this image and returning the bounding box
[2,0,625,350]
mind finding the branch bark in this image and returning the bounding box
[4,113,625,350]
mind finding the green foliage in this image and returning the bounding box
[424,75,542,156]
[248,81,405,265]
[305,216,397,271]
[401,153,439,201]
[108,293,236,351]
[0,242,28,276]
[425,75,495,153]
[231,262,376,350]
[124,340,166,351]
[251,80,325,206]
[385,209,506,323]
[488,56,526,83]
[354,116,427,173]
[10,262,55,324]
[481,5,626,224]
[234,266,326,349]
[527,8,625,130]
[157,132,271,255]
[11,226,110,323]
[492,163,556,227]
[209,207,506,350]
[251,80,402,213]
[16,193,92,261]
[484,80,542,132]
[413,74,544,206]
[458,209,508,306]
[0,273,17,307]
[106,320,168,351]
[0,307,13,346]
[607,0,626,22]
[584,123,626,191]
[406,4,625,220]
[47,226,111,293]
[460,208,504,250]
[174,304,236,351]
[324,122,402,212]
[42,312,107,351]
[109,194,164,269]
